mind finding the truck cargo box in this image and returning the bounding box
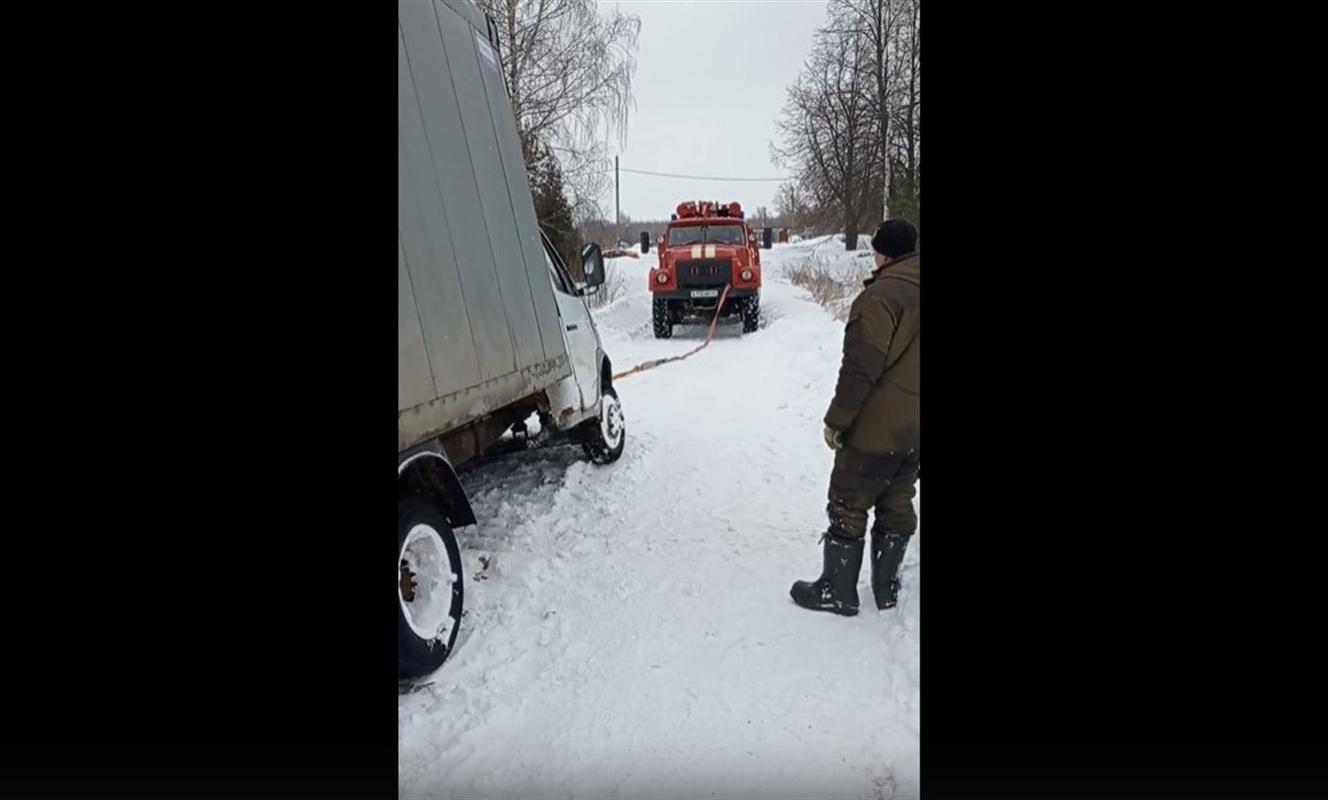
[397,0,570,451]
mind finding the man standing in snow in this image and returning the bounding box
[791,219,920,616]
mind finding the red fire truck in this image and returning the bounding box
[646,201,763,339]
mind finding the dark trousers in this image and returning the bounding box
[826,448,920,539]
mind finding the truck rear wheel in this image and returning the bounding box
[398,496,464,679]
[582,386,626,464]
[741,294,761,333]
[652,299,673,339]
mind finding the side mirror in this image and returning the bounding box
[640,231,650,254]
[580,242,606,291]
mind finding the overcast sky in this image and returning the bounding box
[601,0,829,221]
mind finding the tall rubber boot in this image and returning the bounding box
[871,530,912,610]
[790,530,864,616]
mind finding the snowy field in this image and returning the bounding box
[398,238,920,799]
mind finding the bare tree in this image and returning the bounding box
[827,0,894,222]
[776,180,838,234]
[895,0,919,225]
[774,182,808,230]
[772,25,882,250]
[773,0,919,240]
[478,0,641,215]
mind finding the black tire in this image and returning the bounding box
[398,495,464,680]
[652,298,673,339]
[582,386,626,464]
[741,294,760,333]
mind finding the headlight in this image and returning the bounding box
[741,269,753,281]
[656,272,669,284]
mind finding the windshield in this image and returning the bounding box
[667,224,746,247]
[668,225,704,247]
[707,224,746,245]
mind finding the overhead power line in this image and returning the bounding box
[614,167,794,182]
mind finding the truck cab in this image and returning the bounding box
[647,201,762,338]
[541,233,622,453]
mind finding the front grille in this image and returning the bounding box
[676,258,733,288]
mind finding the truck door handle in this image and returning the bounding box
[566,324,579,331]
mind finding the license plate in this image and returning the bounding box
[690,289,719,298]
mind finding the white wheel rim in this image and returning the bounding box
[600,393,624,449]
[398,524,458,643]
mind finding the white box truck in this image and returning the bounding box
[398,0,625,679]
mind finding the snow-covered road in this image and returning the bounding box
[398,239,920,799]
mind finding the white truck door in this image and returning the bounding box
[543,244,599,414]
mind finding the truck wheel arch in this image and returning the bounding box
[398,446,477,528]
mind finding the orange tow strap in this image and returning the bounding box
[613,284,733,381]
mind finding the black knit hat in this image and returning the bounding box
[870,219,918,259]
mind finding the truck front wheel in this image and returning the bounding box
[398,496,464,680]
[741,294,761,333]
[582,386,626,464]
[652,299,673,339]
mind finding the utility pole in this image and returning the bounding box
[614,156,621,235]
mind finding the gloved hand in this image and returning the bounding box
[823,425,844,450]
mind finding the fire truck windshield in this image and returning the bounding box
[667,224,747,247]
[668,226,704,247]
[707,224,746,244]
